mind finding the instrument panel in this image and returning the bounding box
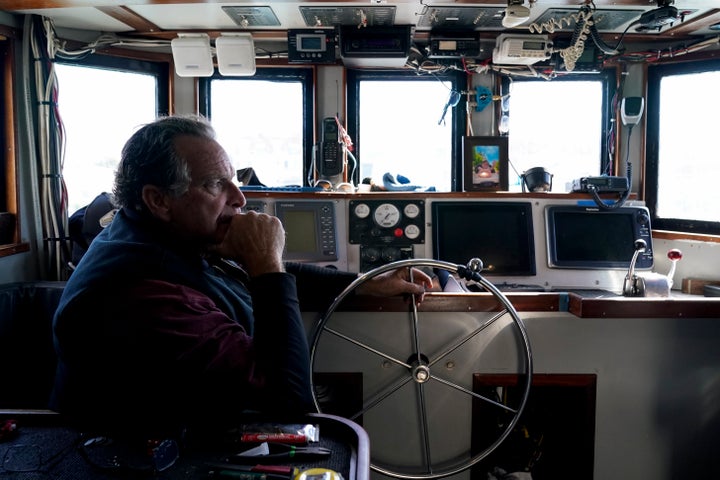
[349,199,425,271]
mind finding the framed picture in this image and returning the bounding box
[463,136,509,192]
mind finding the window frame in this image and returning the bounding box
[646,58,720,235]
[0,27,24,254]
[346,69,467,190]
[198,67,315,186]
[500,70,616,180]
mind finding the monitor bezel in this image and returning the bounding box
[545,205,654,270]
[431,200,537,276]
[274,201,338,263]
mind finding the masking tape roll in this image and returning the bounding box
[295,468,344,480]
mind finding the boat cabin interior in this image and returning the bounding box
[0,1,719,480]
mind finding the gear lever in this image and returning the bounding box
[623,239,647,296]
[623,240,682,297]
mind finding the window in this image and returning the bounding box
[647,59,720,234]
[347,70,466,192]
[200,68,313,187]
[56,56,168,214]
[503,74,613,192]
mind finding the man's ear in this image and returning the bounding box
[141,185,172,221]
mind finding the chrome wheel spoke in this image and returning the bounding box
[429,373,518,414]
[427,310,507,368]
[324,325,411,369]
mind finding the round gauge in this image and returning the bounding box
[404,224,421,240]
[354,203,371,219]
[373,203,401,228]
[403,203,421,219]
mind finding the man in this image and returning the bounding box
[50,115,431,437]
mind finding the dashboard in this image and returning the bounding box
[244,192,652,293]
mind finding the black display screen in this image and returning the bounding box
[546,206,653,269]
[432,201,536,275]
[298,34,324,51]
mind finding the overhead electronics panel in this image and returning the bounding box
[299,6,396,28]
[530,8,644,32]
[221,6,281,27]
[417,7,506,30]
[340,25,412,68]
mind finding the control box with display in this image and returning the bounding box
[428,35,480,58]
[349,199,424,271]
[287,28,337,64]
[492,34,552,65]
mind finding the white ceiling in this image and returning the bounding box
[1,1,719,41]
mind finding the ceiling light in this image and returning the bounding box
[502,0,531,28]
[170,34,213,77]
[216,34,256,76]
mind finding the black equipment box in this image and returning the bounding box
[572,176,629,193]
[288,28,337,64]
[340,25,412,58]
[428,35,480,58]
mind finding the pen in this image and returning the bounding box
[207,470,295,480]
[205,462,297,480]
[208,470,270,479]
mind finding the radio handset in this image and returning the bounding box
[585,96,644,211]
[318,117,343,177]
[621,97,645,127]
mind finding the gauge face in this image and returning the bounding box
[404,203,421,219]
[354,203,371,219]
[404,224,421,240]
[373,203,401,228]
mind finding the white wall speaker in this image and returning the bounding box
[171,34,214,77]
[216,34,256,76]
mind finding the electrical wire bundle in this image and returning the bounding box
[25,15,70,280]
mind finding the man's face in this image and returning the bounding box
[164,134,245,245]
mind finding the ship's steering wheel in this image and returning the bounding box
[310,258,533,479]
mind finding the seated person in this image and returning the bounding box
[50,114,432,438]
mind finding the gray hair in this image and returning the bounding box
[113,114,217,211]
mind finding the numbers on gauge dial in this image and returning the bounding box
[373,203,401,228]
[403,203,421,219]
[405,224,421,239]
[354,203,371,219]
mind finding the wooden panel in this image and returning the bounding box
[96,6,161,32]
[336,292,561,313]
[567,294,720,318]
[325,292,720,318]
[681,277,720,295]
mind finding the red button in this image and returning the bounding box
[394,228,403,237]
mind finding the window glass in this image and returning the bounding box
[657,71,719,221]
[55,63,158,213]
[204,70,311,187]
[647,59,720,234]
[506,78,606,192]
[357,80,455,192]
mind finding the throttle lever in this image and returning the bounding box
[623,238,647,296]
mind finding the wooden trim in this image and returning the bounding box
[0,242,29,257]
[2,32,19,246]
[652,229,720,244]
[567,294,720,318]
[96,6,161,33]
[323,291,720,318]
[337,292,560,314]
[663,8,720,38]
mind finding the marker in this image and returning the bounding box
[208,470,294,480]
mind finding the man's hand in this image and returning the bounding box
[211,211,285,277]
[356,267,433,304]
